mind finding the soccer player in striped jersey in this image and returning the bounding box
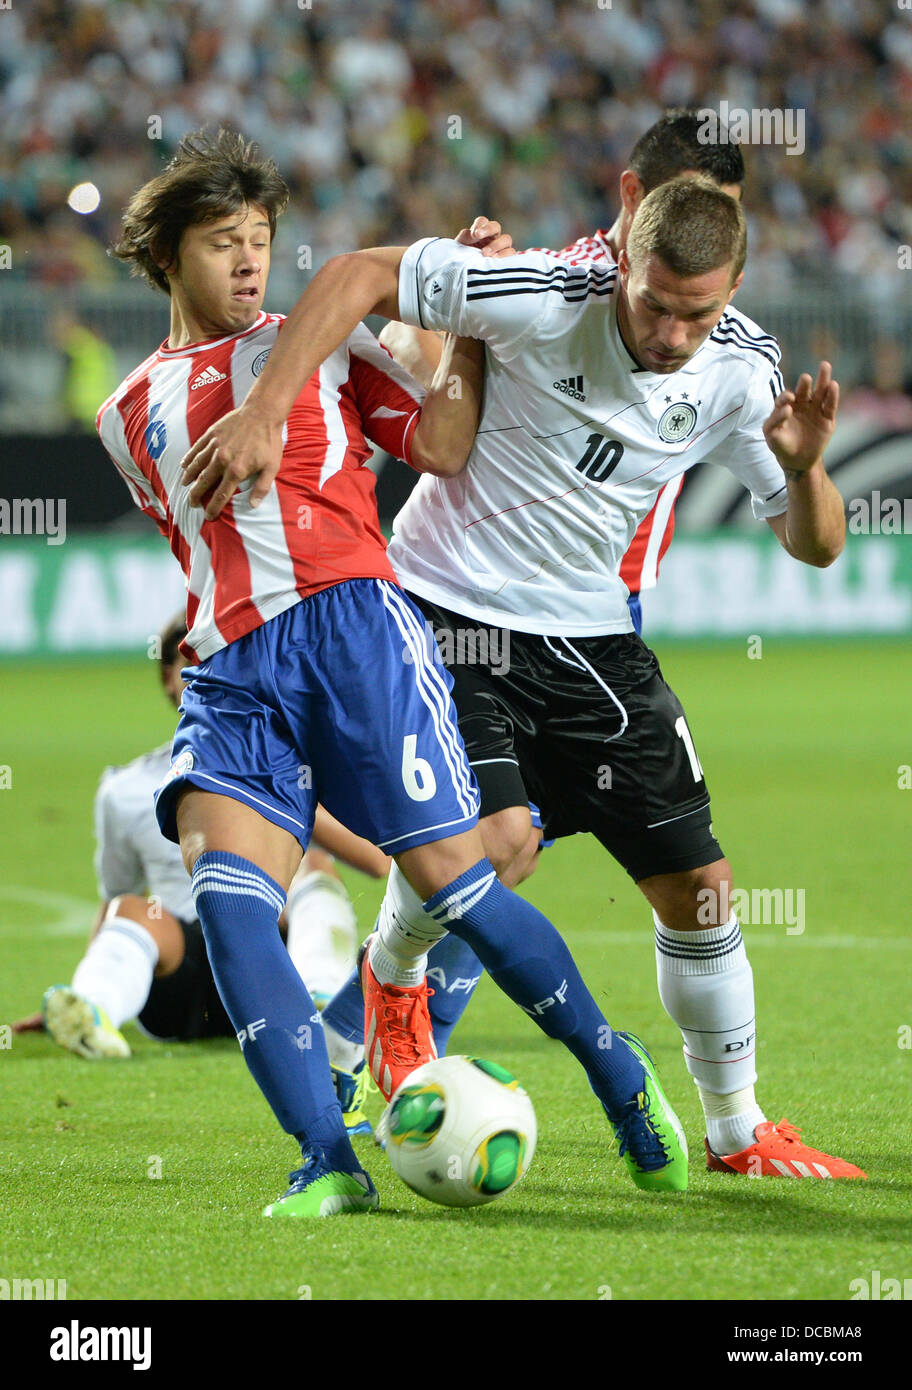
[97,130,692,1215]
[185,174,866,1181]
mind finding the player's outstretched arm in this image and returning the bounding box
[181,217,509,518]
[764,361,845,567]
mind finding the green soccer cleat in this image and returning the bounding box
[41,986,131,1060]
[608,1031,689,1192]
[332,1060,373,1137]
[262,1148,379,1218]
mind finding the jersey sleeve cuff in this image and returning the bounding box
[750,483,789,519]
[398,237,445,330]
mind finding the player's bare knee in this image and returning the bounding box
[639,859,733,932]
[480,806,532,878]
[107,895,185,975]
[501,826,543,888]
[106,894,153,926]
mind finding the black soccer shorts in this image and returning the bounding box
[409,593,723,882]
[137,919,233,1043]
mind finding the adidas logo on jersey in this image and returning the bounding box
[190,366,228,390]
[553,374,587,401]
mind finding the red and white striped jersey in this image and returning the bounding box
[547,228,681,594]
[97,312,424,661]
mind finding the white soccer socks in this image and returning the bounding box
[284,869,359,1004]
[369,861,449,988]
[71,916,160,1027]
[654,911,766,1154]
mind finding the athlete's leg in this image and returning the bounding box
[42,892,172,1059]
[306,582,682,1186]
[321,804,539,1064]
[108,894,186,977]
[634,857,766,1153]
[72,895,181,1019]
[363,827,659,1135]
[282,850,359,1009]
[176,788,363,1176]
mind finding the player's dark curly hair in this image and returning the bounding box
[112,128,289,294]
[629,108,746,193]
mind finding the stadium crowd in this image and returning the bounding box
[1,0,910,297]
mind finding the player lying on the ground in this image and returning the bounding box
[97,129,691,1217]
[183,172,866,1182]
[13,614,388,1095]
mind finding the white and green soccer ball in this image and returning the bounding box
[382,1055,537,1208]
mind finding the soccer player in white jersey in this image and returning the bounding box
[184,174,866,1180]
[97,129,694,1216]
[17,616,387,1079]
[385,108,746,638]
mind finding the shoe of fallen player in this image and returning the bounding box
[705,1119,867,1178]
[608,1031,689,1192]
[42,986,131,1059]
[332,1059,373,1137]
[360,943,436,1102]
[262,1147,379,1217]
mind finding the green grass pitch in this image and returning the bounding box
[1,639,909,1301]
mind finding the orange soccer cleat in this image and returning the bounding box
[705,1118,867,1179]
[361,944,437,1102]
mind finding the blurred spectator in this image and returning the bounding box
[0,0,909,296]
[842,336,912,430]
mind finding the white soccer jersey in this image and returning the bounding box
[390,238,788,636]
[94,744,195,922]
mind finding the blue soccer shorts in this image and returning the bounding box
[155,578,480,855]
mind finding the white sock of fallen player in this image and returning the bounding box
[71,917,160,1027]
[284,870,359,1006]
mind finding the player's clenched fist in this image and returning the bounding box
[763,361,839,474]
[180,406,284,519]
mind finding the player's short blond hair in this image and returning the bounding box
[626,175,747,284]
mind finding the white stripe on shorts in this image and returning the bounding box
[378,582,478,818]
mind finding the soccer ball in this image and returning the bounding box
[382,1055,537,1208]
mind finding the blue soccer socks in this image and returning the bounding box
[423,860,644,1117]
[192,852,358,1173]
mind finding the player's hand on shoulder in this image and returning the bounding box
[455,216,517,259]
[763,361,839,474]
[180,406,284,519]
